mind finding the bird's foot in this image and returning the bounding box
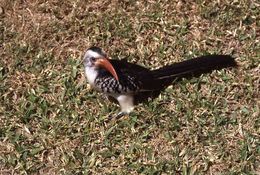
[115,111,128,119]
[105,111,128,121]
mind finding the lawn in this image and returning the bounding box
[0,0,259,174]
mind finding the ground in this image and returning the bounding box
[0,0,259,174]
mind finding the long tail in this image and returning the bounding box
[152,55,237,80]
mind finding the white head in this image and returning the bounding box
[83,47,118,81]
[83,47,107,67]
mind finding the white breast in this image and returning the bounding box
[84,67,98,86]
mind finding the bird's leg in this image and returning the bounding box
[106,110,130,121]
[115,111,128,119]
[106,94,134,121]
[105,111,128,121]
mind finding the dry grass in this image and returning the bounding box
[0,0,259,174]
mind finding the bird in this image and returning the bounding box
[83,46,237,117]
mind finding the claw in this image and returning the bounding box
[115,111,128,119]
[104,111,128,122]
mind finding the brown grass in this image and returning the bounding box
[1,0,259,174]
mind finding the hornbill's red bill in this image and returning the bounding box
[95,58,119,81]
[83,46,237,117]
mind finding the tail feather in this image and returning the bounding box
[152,55,237,80]
[135,55,237,104]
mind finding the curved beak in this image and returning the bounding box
[96,58,119,81]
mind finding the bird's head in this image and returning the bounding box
[83,47,119,81]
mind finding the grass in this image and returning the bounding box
[0,0,259,174]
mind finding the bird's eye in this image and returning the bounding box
[90,57,96,62]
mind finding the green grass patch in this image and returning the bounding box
[1,0,259,174]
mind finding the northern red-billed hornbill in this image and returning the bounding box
[83,46,237,117]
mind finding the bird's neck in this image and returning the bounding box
[84,66,98,86]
